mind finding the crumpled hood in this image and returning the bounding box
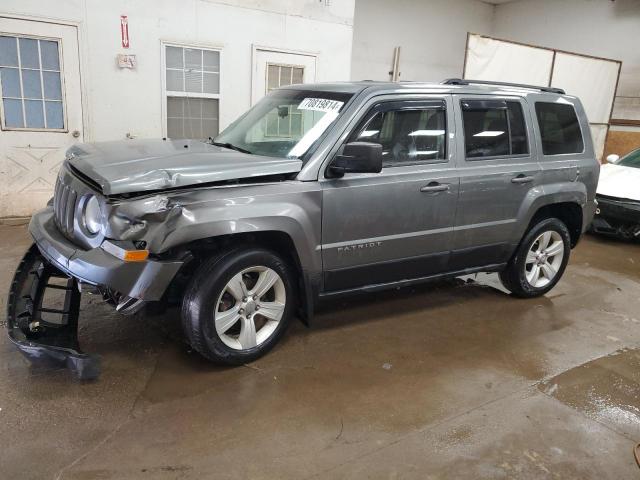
[66,139,302,195]
[597,163,640,202]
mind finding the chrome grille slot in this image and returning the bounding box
[52,174,79,239]
[53,177,62,230]
[65,190,77,234]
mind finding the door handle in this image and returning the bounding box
[420,182,449,193]
[511,175,534,184]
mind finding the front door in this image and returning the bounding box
[321,96,459,292]
[450,95,541,269]
[0,17,83,217]
[251,47,316,105]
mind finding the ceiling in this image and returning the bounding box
[482,0,518,4]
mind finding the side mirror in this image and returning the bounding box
[606,154,620,164]
[329,142,383,177]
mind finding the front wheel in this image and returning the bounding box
[181,247,296,365]
[499,218,571,298]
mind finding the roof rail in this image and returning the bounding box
[441,78,565,95]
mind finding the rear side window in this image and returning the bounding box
[462,100,529,159]
[535,102,584,155]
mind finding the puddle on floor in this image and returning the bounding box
[540,349,640,435]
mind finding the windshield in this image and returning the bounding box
[214,89,352,159]
[618,148,640,168]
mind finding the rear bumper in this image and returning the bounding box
[29,208,182,301]
[583,199,598,233]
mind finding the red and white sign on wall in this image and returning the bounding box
[120,15,130,48]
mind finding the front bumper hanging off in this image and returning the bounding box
[6,244,100,380]
[6,208,184,380]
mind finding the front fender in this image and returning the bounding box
[109,182,323,275]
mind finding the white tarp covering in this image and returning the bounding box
[550,53,620,124]
[463,34,621,161]
[464,35,554,86]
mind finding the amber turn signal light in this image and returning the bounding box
[101,241,149,262]
[122,249,149,262]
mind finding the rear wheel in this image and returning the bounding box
[181,247,295,365]
[499,218,571,298]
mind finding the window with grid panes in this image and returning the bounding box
[265,63,304,138]
[165,45,220,139]
[0,35,65,130]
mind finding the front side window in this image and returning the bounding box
[0,35,65,130]
[215,89,352,159]
[351,105,447,166]
[535,102,584,155]
[462,100,529,159]
[164,44,220,139]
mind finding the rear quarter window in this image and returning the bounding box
[535,102,584,155]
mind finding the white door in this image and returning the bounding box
[0,17,83,217]
[251,48,317,105]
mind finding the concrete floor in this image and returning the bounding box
[1,224,640,479]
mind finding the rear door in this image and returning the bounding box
[450,95,541,270]
[0,17,83,217]
[320,95,459,292]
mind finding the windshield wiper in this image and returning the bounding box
[208,139,252,155]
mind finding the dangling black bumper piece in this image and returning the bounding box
[6,244,100,380]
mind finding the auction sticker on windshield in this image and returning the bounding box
[298,98,344,113]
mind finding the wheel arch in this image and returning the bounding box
[167,229,317,324]
[515,183,587,248]
[528,202,583,248]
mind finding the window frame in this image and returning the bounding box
[0,32,67,133]
[265,62,305,93]
[160,41,222,139]
[460,97,532,162]
[534,101,586,157]
[264,63,305,138]
[346,99,449,168]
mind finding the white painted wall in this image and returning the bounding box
[1,0,355,142]
[0,0,354,216]
[351,0,494,83]
[492,0,640,120]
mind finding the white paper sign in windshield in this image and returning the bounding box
[298,98,344,113]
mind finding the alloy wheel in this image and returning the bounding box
[213,266,286,350]
[524,230,565,288]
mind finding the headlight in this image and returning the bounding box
[83,195,102,235]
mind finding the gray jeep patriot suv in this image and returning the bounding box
[7,79,599,378]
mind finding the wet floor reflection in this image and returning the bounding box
[540,348,640,437]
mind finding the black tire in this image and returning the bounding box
[181,247,296,365]
[499,217,571,298]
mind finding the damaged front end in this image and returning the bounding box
[6,245,100,380]
[6,147,313,379]
[6,200,185,379]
